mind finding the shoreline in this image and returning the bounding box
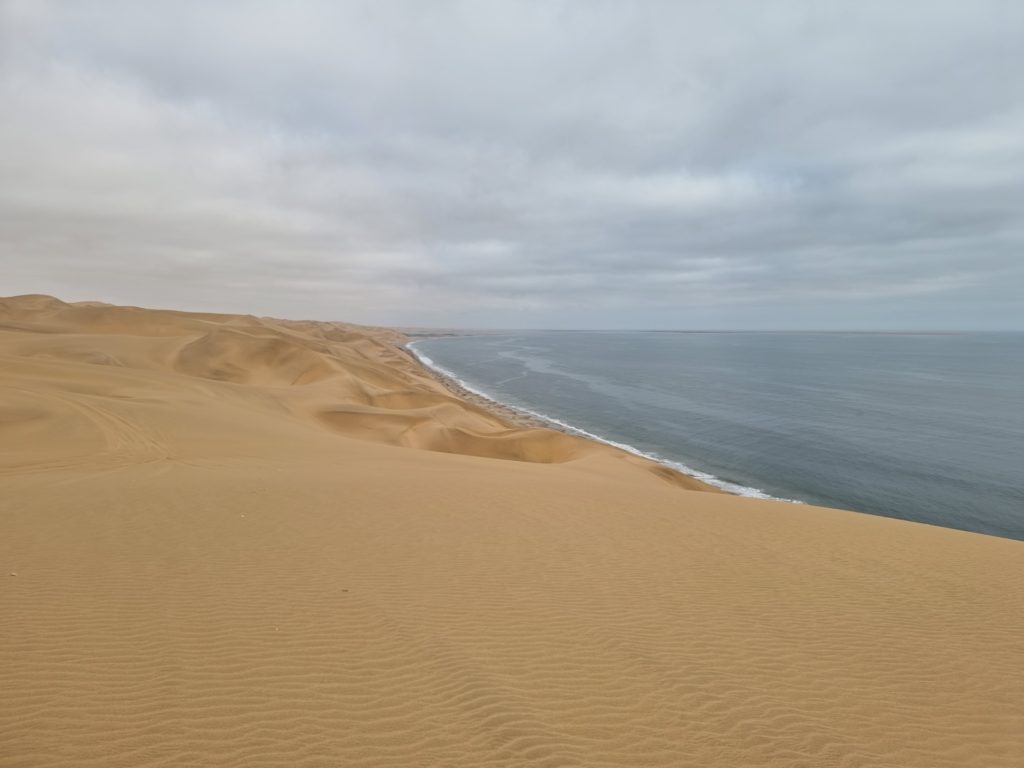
[404,338,798,501]
[399,341,554,432]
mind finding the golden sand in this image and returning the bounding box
[1,294,1022,767]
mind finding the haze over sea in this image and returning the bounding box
[413,332,1024,541]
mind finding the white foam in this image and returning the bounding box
[407,341,801,503]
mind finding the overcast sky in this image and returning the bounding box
[2,1,1022,329]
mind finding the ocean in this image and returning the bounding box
[410,331,1024,541]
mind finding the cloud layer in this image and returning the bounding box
[2,0,1022,328]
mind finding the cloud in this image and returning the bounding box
[1,0,1022,328]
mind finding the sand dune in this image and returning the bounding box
[1,294,1022,767]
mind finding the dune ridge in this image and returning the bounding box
[1,294,1022,767]
[0,294,695,477]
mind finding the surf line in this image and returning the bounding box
[405,340,801,503]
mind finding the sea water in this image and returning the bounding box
[411,331,1024,540]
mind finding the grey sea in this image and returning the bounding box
[411,331,1024,541]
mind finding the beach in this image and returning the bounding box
[2,294,1022,767]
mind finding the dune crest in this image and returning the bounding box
[0,294,641,472]
[2,295,1022,768]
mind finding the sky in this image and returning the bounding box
[1,1,1022,330]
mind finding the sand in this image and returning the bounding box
[1,294,1022,768]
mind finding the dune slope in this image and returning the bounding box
[1,295,1022,768]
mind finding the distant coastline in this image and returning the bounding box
[405,338,791,501]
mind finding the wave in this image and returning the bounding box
[407,341,801,502]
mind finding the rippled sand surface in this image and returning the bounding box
[2,294,1022,767]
